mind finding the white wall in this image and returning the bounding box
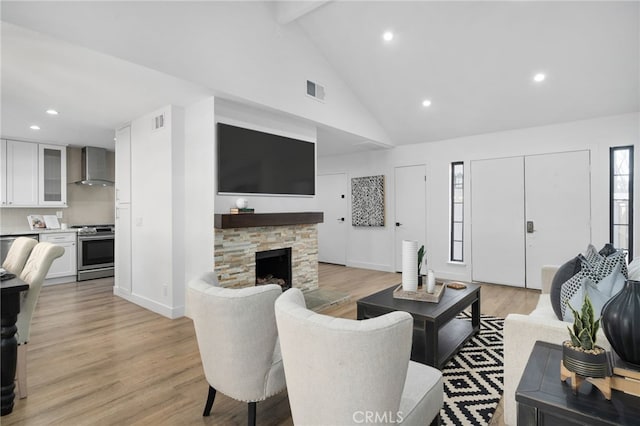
[126,105,186,317]
[184,97,216,313]
[214,99,318,213]
[319,113,640,281]
[116,98,216,319]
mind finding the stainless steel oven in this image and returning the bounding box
[74,225,114,281]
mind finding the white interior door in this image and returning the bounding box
[317,173,348,265]
[525,151,591,289]
[471,157,526,287]
[394,165,426,272]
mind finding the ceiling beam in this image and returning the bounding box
[275,1,331,25]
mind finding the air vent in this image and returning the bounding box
[306,80,325,102]
[152,114,165,130]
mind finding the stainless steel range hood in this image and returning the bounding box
[75,147,114,186]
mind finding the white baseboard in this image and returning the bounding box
[346,260,394,273]
[43,276,76,286]
[113,288,185,319]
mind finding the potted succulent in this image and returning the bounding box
[562,295,609,378]
[417,245,425,286]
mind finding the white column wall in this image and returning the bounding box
[129,105,177,316]
[318,113,639,281]
[119,99,216,319]
[184,97,216,316]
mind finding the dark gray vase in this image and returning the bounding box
[601,279,640,368]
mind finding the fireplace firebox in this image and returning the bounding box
[255,248,292,291]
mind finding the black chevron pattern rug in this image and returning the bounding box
[441,313,504,426]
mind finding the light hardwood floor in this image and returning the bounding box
[5,264,539,426]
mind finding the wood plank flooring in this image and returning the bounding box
[4,264,539,426]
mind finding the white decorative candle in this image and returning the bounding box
[426,269,436,294]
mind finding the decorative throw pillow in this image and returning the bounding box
[599,243,617,257]
[596,262,626,297]
[550,255,583,320]
[562,264,626,323]
[628,257,640,281]
[563,277,611,323]
[551,244,630,320]
[584,244,603,266]
[591,249,628,280]
[559,258,600,319]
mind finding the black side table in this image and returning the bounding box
[516,341,640,426]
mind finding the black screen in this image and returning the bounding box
[217,123,315,195]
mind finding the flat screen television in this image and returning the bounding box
[217,122,316,196]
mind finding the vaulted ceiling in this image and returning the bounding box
[1,1,638,155]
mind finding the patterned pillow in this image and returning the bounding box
[562,264,626,323]
[555,245,628,319]
[583,244,602,266]
[550,256,583,319]
[563,278,609,323]
[599,243,617,257]
[559,257,597,319]
[591,249,628,280]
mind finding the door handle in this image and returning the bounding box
[396,222,401,227]
[526,221,534,233]
[337,217,345,222]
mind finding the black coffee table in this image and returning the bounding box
[516,341,640,425]
[356,282,480,369]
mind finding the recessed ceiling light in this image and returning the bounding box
[422,99,432,107]
[533,73,546,82]
[382,31,394,42]
[30,125,40,130]
[46,109,59,115]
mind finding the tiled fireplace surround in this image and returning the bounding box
[214,221,320,291]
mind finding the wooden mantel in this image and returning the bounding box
[214,212,324,229]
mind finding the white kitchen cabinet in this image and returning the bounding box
[4,140,39,206]
[40,232,77,280]
[114,204,131,294]
[38,144,67,206]
[1,140,67,207]
[115,126,131,204]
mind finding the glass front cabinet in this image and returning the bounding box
[38,144,67,206]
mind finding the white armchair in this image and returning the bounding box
[275,288,443,426]
[2,236,38,275]
[503,266,611,425]
[187,273,286,426]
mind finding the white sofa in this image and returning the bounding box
[503,265,611,426]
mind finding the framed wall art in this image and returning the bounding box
[351,175,385,226]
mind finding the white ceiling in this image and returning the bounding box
[297,1,639,144]
[1,1,638,154]
[1,23,211,150]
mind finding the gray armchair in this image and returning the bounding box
[187,273,286,426]
[275,288,443,426]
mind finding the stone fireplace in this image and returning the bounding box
[214,212,323,291]
[255,247,292,290]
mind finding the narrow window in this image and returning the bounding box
[450,162,464,262]
[610,146,634,258]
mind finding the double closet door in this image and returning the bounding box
[471,151,591,289]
